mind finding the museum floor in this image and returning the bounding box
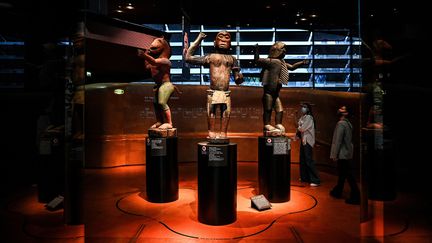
[1,162,430,243]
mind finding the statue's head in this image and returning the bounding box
[148,37,171,58]
[214,31,231,51]
[268,42,286,59]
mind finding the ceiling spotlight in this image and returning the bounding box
[310,14,317,18]
[296,12,301,17]
[125,3,134,10]
[115,5,123,13]
[265,5,271,9]
[300,17,307,21]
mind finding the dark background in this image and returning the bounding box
[1,0,431,236]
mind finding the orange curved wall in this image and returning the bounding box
[84,84,363,168]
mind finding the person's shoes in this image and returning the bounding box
[329,189,343,199]
[345,197,360,205]
[310,183,320,187]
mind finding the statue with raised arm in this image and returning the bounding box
[184,31,244,141]
[138,37,176,136]
[254,42,308,136]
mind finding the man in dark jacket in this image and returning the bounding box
[329,106,360,204]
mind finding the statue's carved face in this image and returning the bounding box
[148,37,171,58]
[269,42,286,58]
[214,31,231,50]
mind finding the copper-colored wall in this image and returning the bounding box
[84,84,363,168]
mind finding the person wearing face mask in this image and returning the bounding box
[296,103,320,186]
[329,106,360,205]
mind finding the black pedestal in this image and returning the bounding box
[362,128,396,201]
[145,136,178,203]
[37,131,65,203]
[197,142,237,225]
[64,145,83,225]
[258,136,291,203]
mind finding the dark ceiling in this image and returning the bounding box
[105,0,425,30]
[107,0,359,29]
[0,0,427,42]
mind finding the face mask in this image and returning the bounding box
[337,110,348,117]
[301,107,308,113]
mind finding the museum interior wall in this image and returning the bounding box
[84,84,363,169]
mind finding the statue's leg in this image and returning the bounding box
[274,97,285,133]
[157,82,175,129]
[151,88,162,128]
[262,93,275,131]
[158,109,173,129]
[207,94,216,138]
[220,97,230,138]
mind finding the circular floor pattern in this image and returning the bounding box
[116,188,317,239]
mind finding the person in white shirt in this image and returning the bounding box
[296,103,320,186]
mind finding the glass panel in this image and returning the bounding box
[275,31,310,41]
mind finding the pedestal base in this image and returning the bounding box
[148,128,177,138]
[258,136,291,203]
[37,130,65,203]
[64,146,83,225]
[207,137,230,144]
[145,136,178,203]
[264,130,285,137]
[197,142,237,225]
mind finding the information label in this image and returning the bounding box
[251,194,272,211]
[265,138,273,146]
[150,138,166,156]
[208,146,227,167]
[273,137,289,155]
